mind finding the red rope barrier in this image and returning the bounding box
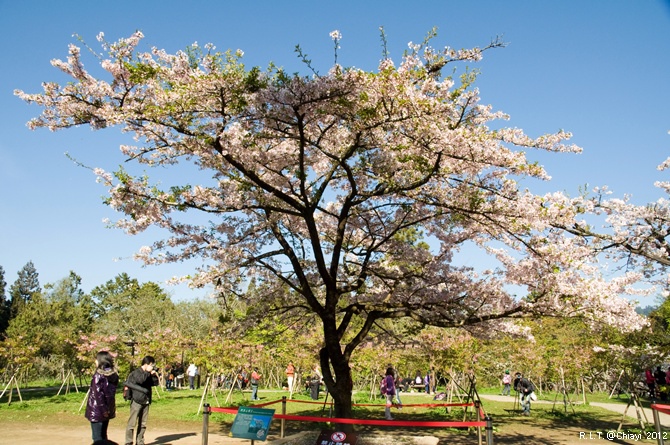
[230,398,474,409]
[209,406,486,428]
[353,402,473,408]
[651,403,670,416]
[240,399,284,408]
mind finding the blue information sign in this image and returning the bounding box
[230,406,275,441]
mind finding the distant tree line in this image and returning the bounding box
[2,261,670,393]
[0,262,231,380]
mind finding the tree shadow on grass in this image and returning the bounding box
[483,406,648,445]
[269,405,646,445]
[209,401,651,445]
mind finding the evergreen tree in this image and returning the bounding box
[0,266,8,335]
[91,273,174,340]
[9,261,41,318]
[5,272,93,368]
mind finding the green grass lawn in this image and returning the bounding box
[0,385,481,422]
[0,384,654,439]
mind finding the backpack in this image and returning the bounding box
[123,385,132,401]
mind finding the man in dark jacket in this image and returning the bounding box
[516,372,535,416]
[124,356,159,445]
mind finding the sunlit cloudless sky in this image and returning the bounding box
[1,0,669,301]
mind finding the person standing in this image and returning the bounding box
[646,368,656,398]
[124,356,159,445]
[383,367,397,420]
[309,365,322,400]
[186,363,198,390]
[285,362,296,395]
[85,350,119,445]
[174,363,184,389]
[250,367,262,400]
[164,365,173,391]
[393,370,403,408]
[501,370,512,396]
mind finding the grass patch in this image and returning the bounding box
[0,384,659,439]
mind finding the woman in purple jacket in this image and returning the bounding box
[85,350,119,445]
[384,367,397,420]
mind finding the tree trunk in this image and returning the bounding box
[320,336,355,431]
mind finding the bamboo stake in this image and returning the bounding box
[609,370,624,399]
[197,375,211,415]
[79,388,90,413]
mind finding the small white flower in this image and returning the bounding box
[330,30,342,41]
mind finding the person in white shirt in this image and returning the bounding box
[186,363,198,390]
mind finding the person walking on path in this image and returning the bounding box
[85,350,119,445]
[502,370,512,396]
[124,356,159,445]
[383,367,397,420]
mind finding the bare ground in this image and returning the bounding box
[0,420,595,445]
[0,413,659,445]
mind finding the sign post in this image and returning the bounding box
[230,406,275,443]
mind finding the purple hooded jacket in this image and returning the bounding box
[85,367,119,423]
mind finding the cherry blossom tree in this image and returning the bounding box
[534,152,670,378]
[16,30,645,419]
[559,155,670,291]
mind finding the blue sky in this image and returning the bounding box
[1,0,669,301]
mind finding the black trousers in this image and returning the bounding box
[310,381,320,400]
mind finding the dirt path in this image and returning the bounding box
[0,421,231,445]
[0,415,661,445]
[0,419,661,445]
